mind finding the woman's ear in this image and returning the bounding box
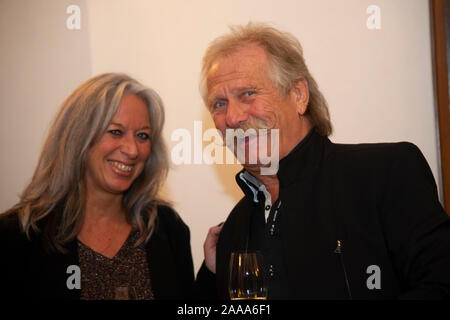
[290,78,310,116]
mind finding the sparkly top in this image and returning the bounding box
[77,230,154,300]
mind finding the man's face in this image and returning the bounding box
[206,45,309,173]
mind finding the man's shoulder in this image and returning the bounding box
[326,140,423,166]
[221,196,256,233]
[229,196,253,215]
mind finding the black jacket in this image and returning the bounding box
[196,130,450,299]
[0,205,194,299]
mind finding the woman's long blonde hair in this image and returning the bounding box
[5,73,168,252]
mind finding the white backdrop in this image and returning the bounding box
[0,0,442,272]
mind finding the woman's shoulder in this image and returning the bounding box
[155,203,190,235]
[0,211,31,249]
[156,203,185,224]
[0,211,21,234]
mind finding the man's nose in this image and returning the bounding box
[120,134,139,159]
[225,100,248,128]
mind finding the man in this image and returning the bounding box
[196,22,450,299]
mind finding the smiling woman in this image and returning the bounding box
[0,73,195,300]
[85,94,152,196]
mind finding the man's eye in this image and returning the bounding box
[213,101,227,110]
[245,91,255,96]
[137,132,150,140]
[109,129,122,136]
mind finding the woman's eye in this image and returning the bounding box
[108,129,122,136]
[137,132,150,140]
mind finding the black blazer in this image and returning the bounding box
[197,131,450,299]
[0,205,194,300]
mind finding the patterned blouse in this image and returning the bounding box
[77,230,154,300]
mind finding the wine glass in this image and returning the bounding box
[228,251,268,300]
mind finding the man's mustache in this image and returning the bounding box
[227,118,275,140]
[222,125,275,151]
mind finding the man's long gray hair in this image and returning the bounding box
[200,22,332,137]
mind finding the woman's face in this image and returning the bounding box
[85,94,151,196]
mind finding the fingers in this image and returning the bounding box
[205,223,223,248]
[207,223,223,238]
[203,222,224,274]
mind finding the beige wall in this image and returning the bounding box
[0,0,92,209]
[0,0,441,272]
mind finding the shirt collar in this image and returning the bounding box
[238,171,271,203]
[238,171,273,223]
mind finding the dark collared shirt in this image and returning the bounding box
[237,129,315,299]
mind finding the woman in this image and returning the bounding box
[0,73,194,299]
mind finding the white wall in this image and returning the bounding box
[0,0,441,273]
[0,0,92,209]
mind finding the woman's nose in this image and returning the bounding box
[120,134,139,159]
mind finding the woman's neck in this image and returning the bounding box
[78,190,131,258]
[84,188,125,222]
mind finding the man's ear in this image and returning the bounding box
[290,78,309,115]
